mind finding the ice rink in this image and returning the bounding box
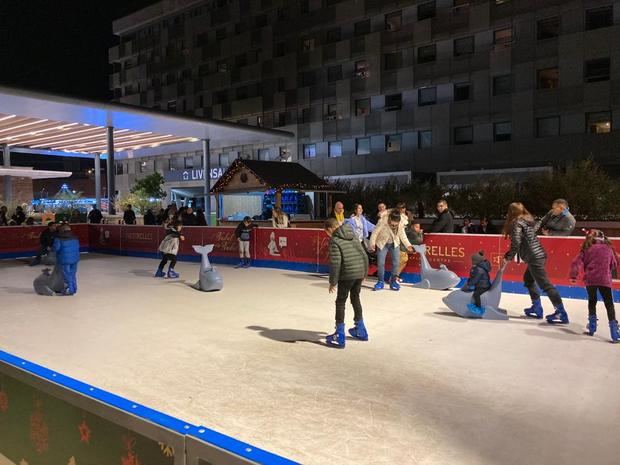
[1,253,619,465]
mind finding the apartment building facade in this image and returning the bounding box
[110,0,620,189]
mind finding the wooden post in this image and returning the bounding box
[275,190,282,209]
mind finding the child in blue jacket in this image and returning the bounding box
[52,223,80,295]
[462,250,492,315]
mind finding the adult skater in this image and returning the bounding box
[155,219,184,278]
[324,217,369,349]
[29,221,57,266]
[235,216,255,268]
[345,203,375,246]
[537,198,576,236]
[52,223,80,295]
[369,210,413,291]
[570,229,619,342]
[502,202,568,323]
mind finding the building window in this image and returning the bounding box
[329,141,343,158]
[385,93,402,111]
[494,27,513,45]
[167,100,177,111]
[418,87,437,106]
[168,159,176,171]
[418,1,436,20]
[302,38,315,51]
[584,58,610,83]
[115,163,124,175]
[493,75,512,95]
[586,6,613,31]
[454,126,473,145]
[354,19,371,36]
[454,82,471,101]
[536,116,560,137]
[217,60,227,73]
[216,28,226,41]
[184,157,194,169]
[258,148,270,160]
[494,122,512,142]
[537,17,560,40]
[301,107,311,123]
[302,70,316,87]
[537,68,559,89]
[385,11,402,31]
[356,137,371,155]
[355,98,371,116]
[417,44,436,64]
[386,134,402,152]
[418,130,432,148]
[326,28,341,43]
[354,60,369,79]
[325,103,338,120]
[587,112,612,134]
[303,143,316,158]
[328,65,342,82]
[384,51,402,70]
[454,36,474,57]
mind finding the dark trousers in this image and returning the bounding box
[586,286,616,321]
[158,253,177,270]
[523,260,563,307]
[472,286,490,307]
[335,279,363,325]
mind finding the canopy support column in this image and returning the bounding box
[3,145,11,204]
[202,138,211,225]
[106,127,116,215]
[94,153,101,210]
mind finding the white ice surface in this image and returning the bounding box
[1,254,619,465]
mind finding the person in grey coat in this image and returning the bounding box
[536,199,576,236]
[324,218,369,348]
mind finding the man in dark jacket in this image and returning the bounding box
[30,221,57,266]
[123,204,136,225]
[462,251,492,315]
[324,218,369,348]
[536,199,576,236]
[88,204,103,224]
[429,199,454,233]
[52,223,80,295]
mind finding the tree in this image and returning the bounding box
[130,172,166,199]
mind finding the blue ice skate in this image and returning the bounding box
[524,299,544,319]
[234,261,244,268]
[167,269,180,279]
[586,315,598,336]
[373,281,384,291]
[390,279,400,291]
[348,320,369,341]
[609,320,619,343]
[154,269,165,278]
[467,303,485,317]
[326,323,346,348]
[546,304,569,324]
[243,258,251,268]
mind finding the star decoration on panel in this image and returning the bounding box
[78,419,91,444]
[158,442,174,457]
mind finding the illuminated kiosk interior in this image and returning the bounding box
[0,85,293,222]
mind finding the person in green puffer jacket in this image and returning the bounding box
[324,218,369,348]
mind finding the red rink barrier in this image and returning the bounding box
[2,224,619,294]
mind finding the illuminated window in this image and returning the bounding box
[386,134,402,152]
[587,112,612,134]
[537,68,559,89]
[303,144,316,158]
[329,141,342,158]
[356,138,371,155]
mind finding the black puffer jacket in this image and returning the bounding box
[504,218,546,263]
[463,260,492,292]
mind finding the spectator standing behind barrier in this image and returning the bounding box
[330,201,346,225]
[53,223,80,295]
[502,202,568,324]
[123,204,136,225]
[429,200,454,233]
[30,222,57,266]
[397,221,424,279]
[144,209,156,225]
[195,208,207,226]
[376,202,387,223]
[536,198,576,236]
[88,204,103,224]
[473,217,497,234]
[182,207,196,226]
[271,206,290,228]
[69,209,81,224]
[461,216,473,234]
[11,206,26,225]
[570,229,619,342]
[0,206,8,226]
[324,217,369,349]
[345,203,375,246]
[369,210,413,291]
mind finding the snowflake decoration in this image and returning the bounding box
[158,442,174,457]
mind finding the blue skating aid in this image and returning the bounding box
[191,244,224,292]
[412,244,461,290]
[442,264,509,320]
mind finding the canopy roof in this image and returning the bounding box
[0,167,71,179]
[210,159,340,194]
[0,86,293,156]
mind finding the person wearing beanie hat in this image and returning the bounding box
[461,250,492,315]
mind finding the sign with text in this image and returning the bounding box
[164,168,223,183]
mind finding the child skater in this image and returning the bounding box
[52,223,80,295]
[155,219,184,278]
[235,216,255,268]
[570,229,619,342]
[462,250,492,316]
[324,217,369,348]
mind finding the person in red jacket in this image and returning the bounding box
[570,229,619,342]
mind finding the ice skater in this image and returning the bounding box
[30,221,57,266]
[502,202,568,323]
[461,251,492,316]
[52,223,80,295]
[324,218,369,348]
[368,210,413,291]
[570,229,619,342]
[235,216,255,268]
[155,219,184,278]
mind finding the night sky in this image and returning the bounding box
[0,0,157,101]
